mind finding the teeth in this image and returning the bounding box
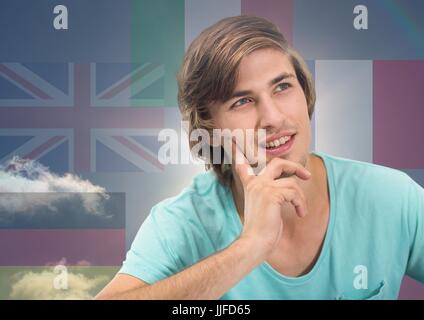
[266,135,291,148]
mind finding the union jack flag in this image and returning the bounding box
[0,63,165,173]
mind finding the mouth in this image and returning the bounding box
[263,134,296,156]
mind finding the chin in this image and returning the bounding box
[271,151,308,168]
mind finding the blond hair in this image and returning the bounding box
[178,15,316,186]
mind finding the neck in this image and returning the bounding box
[230,153,325,234]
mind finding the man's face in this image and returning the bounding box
[210,48,311,168]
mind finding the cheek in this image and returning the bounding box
[283,90,309,119]
[218,110,257,131]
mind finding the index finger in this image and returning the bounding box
[260,158,311,181]
[231,139,255,186]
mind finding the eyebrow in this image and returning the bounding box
[228,72,296,100]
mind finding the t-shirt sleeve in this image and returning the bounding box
[118,204,185,284]
[405,177,424,282]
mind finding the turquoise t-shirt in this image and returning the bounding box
[119,151,424,299]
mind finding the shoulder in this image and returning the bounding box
[317,151,422,224]
[139,170,232,264]
[317,151,414,194]
[149,170,229,224]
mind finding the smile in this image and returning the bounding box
[264,134,295,156]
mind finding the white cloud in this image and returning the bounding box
[9,268,110,300]
[0,156,109,215]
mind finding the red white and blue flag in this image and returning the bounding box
[0,63,165,174]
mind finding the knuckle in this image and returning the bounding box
[273,192,285,205]
[287,189,297,201]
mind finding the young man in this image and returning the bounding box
[96,15,424,300]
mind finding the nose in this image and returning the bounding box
[257,95,285,130]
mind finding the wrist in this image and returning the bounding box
[232,236,269,264]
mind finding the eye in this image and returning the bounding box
[275,82,291,92]
[231,97,251,109]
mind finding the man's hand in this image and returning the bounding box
[233,140,311,259]
[96,141,312,300]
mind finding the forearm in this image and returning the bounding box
[108,238,264,300]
